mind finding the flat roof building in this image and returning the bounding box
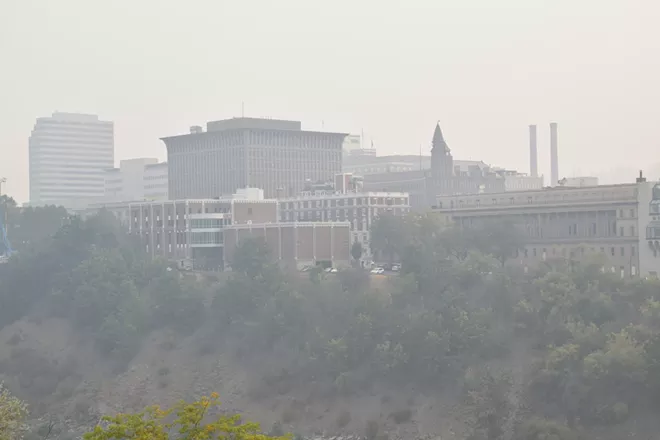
[224,222,351,270]
[162,117,347,200]
[278,190,410,261]
[433,177,660,278]
[29,112,114,209]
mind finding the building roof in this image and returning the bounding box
[432,122,450,153]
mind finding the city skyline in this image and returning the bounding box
[3,1,660,201]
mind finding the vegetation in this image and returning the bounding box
[83,393,289,440]
[2,205,660,438]
[0,382,28,440]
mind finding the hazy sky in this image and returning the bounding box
[2,0,659,202]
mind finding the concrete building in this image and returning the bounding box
[558,176,599,188]
[89,194,278,270]
[433,176,660,278]
[162,117,347,199]
[29,112,114,209]
[278,189,410,261]
[343,154,431,176]
[493,169,544,192]
[224,222,351,269]
[104,158,168,202]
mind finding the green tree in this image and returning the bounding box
[0,382,28,440]
[351,240,363,262]
[231,237,274,279]
[84,393,289,440]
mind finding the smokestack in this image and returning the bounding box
[529,125,538,178]
[550,122,558,186]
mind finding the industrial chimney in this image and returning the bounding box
[529,125,538,178]
[550,122,558,186]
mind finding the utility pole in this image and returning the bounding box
[0,177,6,197]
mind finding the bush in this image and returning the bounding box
[336,410,351,428]
[365,420,380,440]
[157,366,170,376]
[281,408,296,424]
[389,408,412,424]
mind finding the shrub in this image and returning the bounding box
[336,410,351,428]
[281,408,296,424]
[365,420,380,440]
[389,408,412,424]
[157,366,170,376]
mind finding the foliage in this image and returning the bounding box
[84,393,290,440]
[350,241,363,262]
[0,382,28,440]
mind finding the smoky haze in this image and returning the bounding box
[1,0,660,201]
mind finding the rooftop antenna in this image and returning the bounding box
[0,177,5,196]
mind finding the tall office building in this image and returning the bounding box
[162,117,346,199]
[29,112,114,208]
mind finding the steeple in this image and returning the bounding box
[432,122,450,153]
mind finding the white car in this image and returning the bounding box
[370,267,385,274]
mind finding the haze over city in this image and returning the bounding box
[2,0,660,202]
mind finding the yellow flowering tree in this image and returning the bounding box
[0,382,28,440]
[84,393,289,440]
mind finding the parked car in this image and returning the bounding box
[370,267,385,274]
[391,264,401,272]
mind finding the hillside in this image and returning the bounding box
[2,211,660,440]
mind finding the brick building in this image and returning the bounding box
[223,222,351,269]
[278,190,410,261]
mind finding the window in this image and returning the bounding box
[632,246,636,256]
[630,225,636,236]
[630,208,636,218]
[611,247,615,256]
[620,226,624,236]
[533,248,537,257]
[620,247,625,257]
[247,207,253,215]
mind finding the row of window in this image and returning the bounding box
[440,191,636,209]
[521,245,637,259]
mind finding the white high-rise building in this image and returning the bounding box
[104,158,168,202]
[29,112,114,208]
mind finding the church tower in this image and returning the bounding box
[431,122,454,185]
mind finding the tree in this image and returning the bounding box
[232,237,274,279]
[83,393,289,440]
[351,241,363,262]
[0,382,28,440]
[370,213,408,263]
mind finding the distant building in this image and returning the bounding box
[354,124,542,209]
[433,177,660,278]
[104,158,168,202]
[278,189,410,261]
[492,168,544,192]
[342,134,376,158]
[224,222,351,269]
[29,112,114,209]
[558,176,599,188]
[162,117,346,199]
[88,194,278,270]
[89,185,351,270]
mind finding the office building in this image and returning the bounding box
[162,117,347,199]
[29,112,114,209]
[278,188,410,261]
[433,175,660,278]
[87,193,277,270]
[104,158,168,202]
